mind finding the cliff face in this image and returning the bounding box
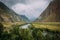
[0,2,29,23]
[36,0,60,22]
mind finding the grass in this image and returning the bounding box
[32,22,60,31]
[0,22,60,40]
[2,22,60,32]
[2,22,25,27]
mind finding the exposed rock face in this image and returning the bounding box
[36,0,60,22]
[0,2,29,23]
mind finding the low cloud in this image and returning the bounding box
[1,0,52,21]
[12,0,52,21]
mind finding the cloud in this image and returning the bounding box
[11,0,52,21]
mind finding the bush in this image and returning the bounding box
[0,24,60,40]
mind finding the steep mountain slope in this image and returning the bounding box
[20,15,30,22]
[0,2,29,23]
[36,0,60,22]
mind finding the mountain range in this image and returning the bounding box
[0,1,29,23]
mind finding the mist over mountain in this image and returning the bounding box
[0,2,29,22]
[0,0,52,21]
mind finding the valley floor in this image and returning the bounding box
[32,22,60,32]
[2,22,60,32]
[0,22,60,40]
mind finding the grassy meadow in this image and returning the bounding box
[0,22,60,40]
[32,22,60,31]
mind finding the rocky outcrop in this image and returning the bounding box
[36,0,60,22]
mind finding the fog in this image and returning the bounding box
[0,0,52,21]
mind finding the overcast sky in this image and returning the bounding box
[0,0,52,21]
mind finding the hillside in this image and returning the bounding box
[36,0,60,22]
[0,2,29,23]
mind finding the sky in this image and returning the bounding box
[0,0,52,21]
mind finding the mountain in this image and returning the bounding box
[20,15,30,22]
[36,0,60,22]
[16,14,30,23]
[0,1,29,23]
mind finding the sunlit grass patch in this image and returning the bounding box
[2,22,25,27]
[32,22,60,31]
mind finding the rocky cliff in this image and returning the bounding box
[36,0,60,22]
